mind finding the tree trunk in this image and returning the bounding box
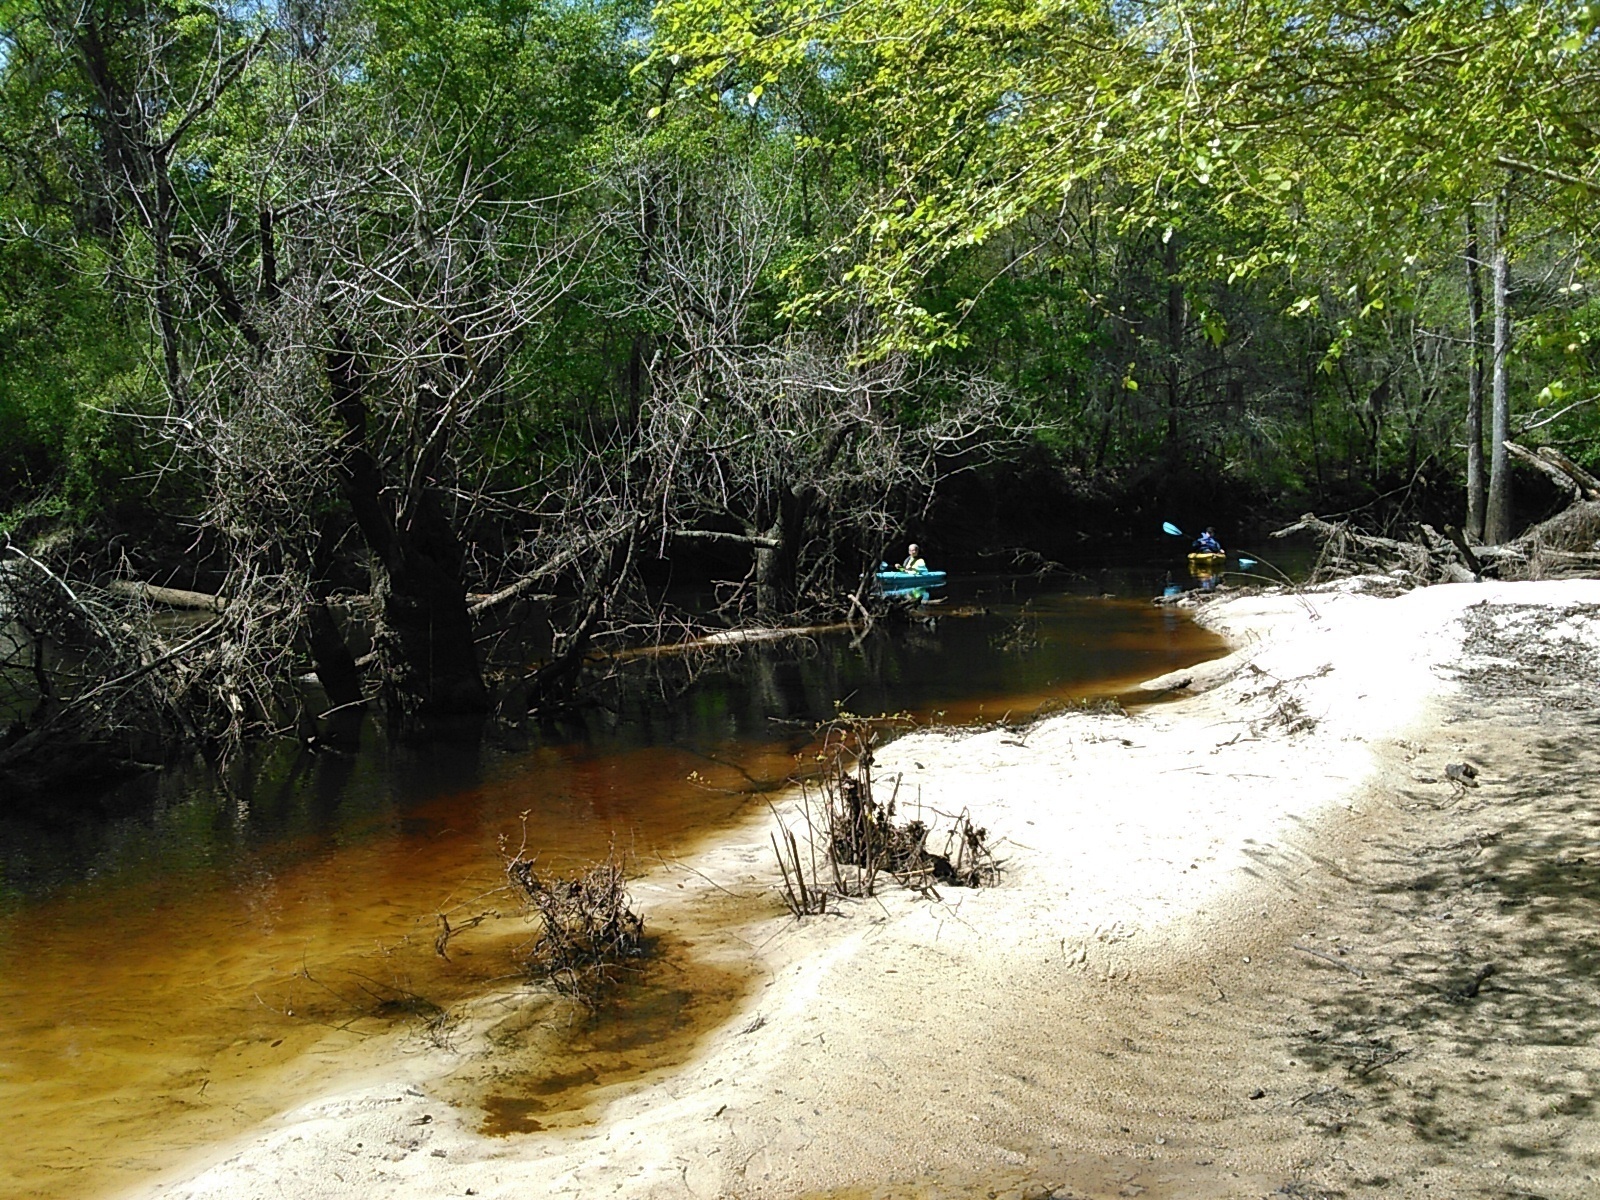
[753,487,806,617]
[753,532,793,617]
[378,492,488,716]
[326,334,487,718]
[1484,190,1513,545]
[1163,235,1183,459]
[304,519,364,715]
[306,601,363,710]
[1464,207,1487,540]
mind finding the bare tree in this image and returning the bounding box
[602,152,1028,618]
[0,542,200,785]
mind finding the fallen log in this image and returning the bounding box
[1137,649,1253,696]
[1272,513,1449,583]
[108,580,228,613]
[1537,446,1600,499]
[1273,501,1600,586]
[466,577,556,617]
[1504,438,1593,499]
[1271,513,1488,586]
[1443,525,1483,577]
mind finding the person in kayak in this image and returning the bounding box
[901,543,928,572]
[1193,528,1222,554]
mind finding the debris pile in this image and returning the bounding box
[504,845,646,999]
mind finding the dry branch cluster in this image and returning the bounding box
[601,152,1034,623]
[0,538,374,787]
[504,845,646,1001]
[0,544,248,785]
[772,716,1000,917]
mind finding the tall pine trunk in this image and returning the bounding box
[1484,190,1514,545]
[1463,208,1487,540]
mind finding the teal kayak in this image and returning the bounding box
[876,569,947,588]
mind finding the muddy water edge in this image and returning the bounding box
[0,580,1226,1200]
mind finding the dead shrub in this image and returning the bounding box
[771,713,1000,914]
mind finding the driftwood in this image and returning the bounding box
[770,714,1000,915]
[1271,513,1468,585]
[1273,494,1600,587]
[503,842,645,1002]
[1512,501,1600,580]
[1506,440,1600,500]
[1503,441,1600,502]
[1540,448,1600,497]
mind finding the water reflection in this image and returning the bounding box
[0,575,1227,1200]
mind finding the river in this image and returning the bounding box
[0,572,1228,1200]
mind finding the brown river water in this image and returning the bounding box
[0,574,1230,1200]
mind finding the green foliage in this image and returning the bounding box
[2,0,1598,571]
[653,0,1600,347]
[0,233,157,519]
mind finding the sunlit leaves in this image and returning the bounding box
[652,0,1600,352]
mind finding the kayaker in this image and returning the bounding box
[901,543,927,572]
[1193,528,1222,554]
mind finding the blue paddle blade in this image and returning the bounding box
[1162,521,1183,537]
[1237,556,1258,569]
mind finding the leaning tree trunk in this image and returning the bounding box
[1464,207,1487,541]
[525,523,639,709]
[1484,189,1514,545]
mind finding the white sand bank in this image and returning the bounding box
[132,579,1600,1200]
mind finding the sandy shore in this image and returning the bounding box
[129,579,1600,1200]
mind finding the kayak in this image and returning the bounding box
[1187,551,1227,563]
[876,569,948,588]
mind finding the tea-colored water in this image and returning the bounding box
[0,584,1225,1200]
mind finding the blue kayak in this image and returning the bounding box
[876,569,948,588]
